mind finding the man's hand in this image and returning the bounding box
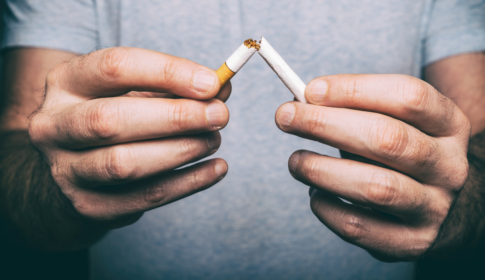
[275,74,471,261]
[28,47,230,228]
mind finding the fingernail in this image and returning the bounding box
[206,132,221,151]
[288,150,301,177]
[214,161,228,180]
[277,103,295,129]
[205,101,226,128]
[193,69,216,93]
[306,79,328,104]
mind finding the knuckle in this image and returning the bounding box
[143,181,168,204]
[341,214,365,241]
[49,164,61,181]
[176,137,204,158]
[104,146,137,181]
[45,62,68,89]
[413,139,440,169]
[49,163,71,191]
[167,103,192,132]
[302,155,323,183]
[72,197,100,219]
[86,100,120,140]
[188,168,204,191]
[456,162,469,187]
[340,76,364,104]
[405,229,437,259]
[28,113,49,146]
[305,107,327,135]
[455,111,472,137]
[366,172,399,206]
[400,77,431,115]
[462,118,472,137]
[158,59,181,87]
[427,191,453,222]
[449,160,469,190]
[98,48,129,81]
[53,159,73,180]
[372,120,408,159]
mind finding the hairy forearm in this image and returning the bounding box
[0,130,106,251]
[426,130,485,258]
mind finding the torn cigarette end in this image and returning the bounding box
[258,36,308,103]
[216,38,259,86]
[244,38,261,51]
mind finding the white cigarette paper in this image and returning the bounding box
[258,37,308,103]
[226,43,258,73]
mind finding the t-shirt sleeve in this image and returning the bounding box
[424,0,485,65]
[1,0,98,54]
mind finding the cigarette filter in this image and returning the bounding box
[258,37,308,103]
[216,39,259,86]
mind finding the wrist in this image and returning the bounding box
[424,130,485,259]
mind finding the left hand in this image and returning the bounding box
[275,74,471,262]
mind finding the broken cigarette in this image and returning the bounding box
[216,39,260,86]
[258,37,308,103]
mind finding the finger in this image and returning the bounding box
[214,81,232,102]
[276,102,459,184]
[45,97,228,148]
[123,91,177,98]
[65,132,221,187]
[124,81,232,101]
[289,150,446,221]
[69,159,228,221]
[48,47,221,100]
[339,150,388,169]
[310,191,435,261]
[304,74,470,137]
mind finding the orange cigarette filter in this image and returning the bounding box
[216,63,235,86]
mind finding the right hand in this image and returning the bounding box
[29,47,230,228]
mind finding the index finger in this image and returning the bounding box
[48,47,221,100]
[304,74,470,137]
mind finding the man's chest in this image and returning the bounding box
[97,0,427,76]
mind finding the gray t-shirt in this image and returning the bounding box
[3,0,485,279]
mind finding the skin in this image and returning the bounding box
[1,47,484,262]
[0,47,232,249]
[275,52,485,261]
